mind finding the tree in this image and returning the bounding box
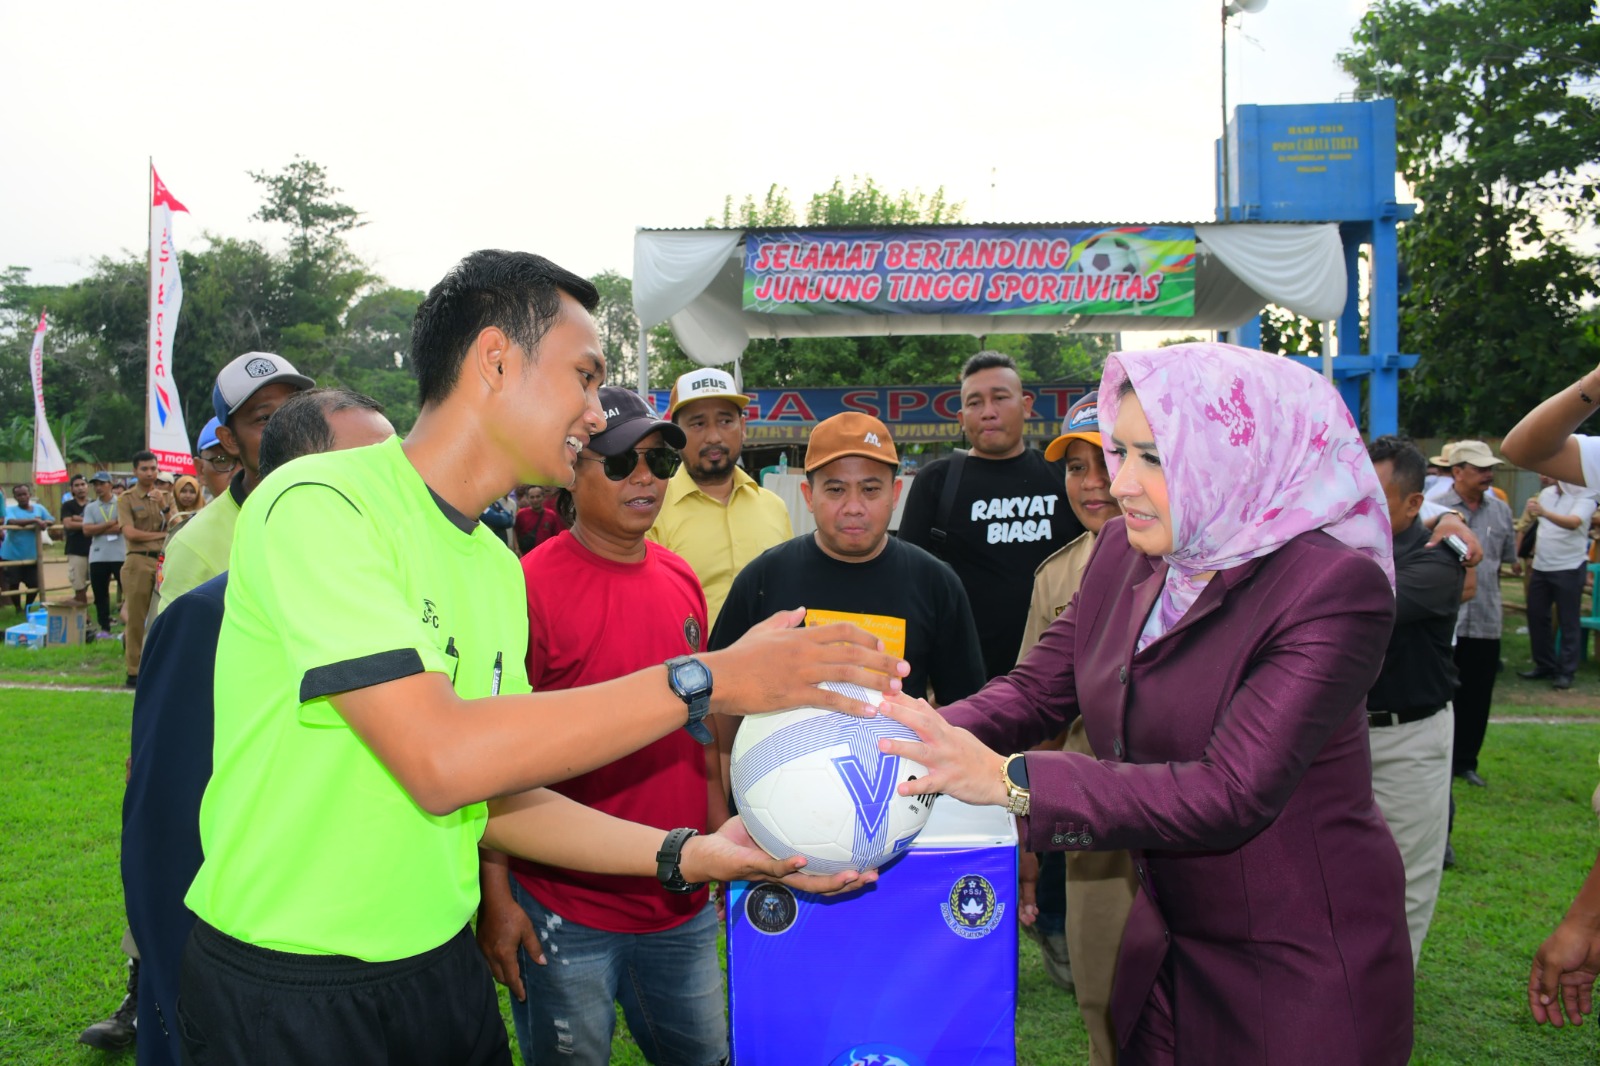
[1338,0,1600,435]
[0,159,423,455]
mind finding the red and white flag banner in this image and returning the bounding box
[147,165,194,474]
[30,310,68,485]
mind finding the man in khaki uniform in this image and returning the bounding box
[117,451,171,688]
[1018,392,1136,1066]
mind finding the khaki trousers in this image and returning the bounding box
[1063,719,1139,1066]
[120,553,159,675]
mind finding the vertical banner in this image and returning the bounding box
[147,165,195,474]
[30,310,68,485]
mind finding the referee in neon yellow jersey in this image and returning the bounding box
[178,250,907,1066]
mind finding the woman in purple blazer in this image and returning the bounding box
[883,343,1412,1064]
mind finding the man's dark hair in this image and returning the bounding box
[960,350,1019,382]
[70,474,87,486]
[133,450,158,466]
[13,483,29,494]
[410,250,600,408]
[1367,435,1427,498]
[552,487,577,528]
[258,388,386,479]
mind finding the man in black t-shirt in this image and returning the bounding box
[60,475,91,605]
[898,351,1083,679]
[711,412,984,706]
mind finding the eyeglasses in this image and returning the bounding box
[578,447,681,482]
[198,453,238,472]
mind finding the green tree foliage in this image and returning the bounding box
[659,178,1108,394]
[1338,0,1600,435]
[2,159,428,460]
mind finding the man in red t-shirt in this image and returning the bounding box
[478,386,725,1065]
[513,485,565,555]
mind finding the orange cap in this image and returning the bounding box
[804,412,899,473]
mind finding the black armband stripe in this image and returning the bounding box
[265,481,364,525]
[301,649,425,703]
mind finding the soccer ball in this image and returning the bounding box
[731,705,935,875]
[1074,234,1143,275]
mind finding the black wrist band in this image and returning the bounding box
[655,827,704,893]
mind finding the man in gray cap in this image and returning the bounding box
[1431,439,1517,787]
[154,352,313,614]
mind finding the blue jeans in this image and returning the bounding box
[508,877,727,1066]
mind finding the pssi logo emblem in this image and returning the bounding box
[941,874,1003,939]
[683,615,701,653]
[827,1044,923,1066]
[744,884,797,935]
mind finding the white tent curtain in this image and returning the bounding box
[633,223,1346,369]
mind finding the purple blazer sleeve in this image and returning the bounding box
[940,550,1085,748]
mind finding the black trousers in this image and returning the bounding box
[89,560,120,632]
[1528,564,1589,680]
[1452,636,1501,775]
[177,921,510,1066]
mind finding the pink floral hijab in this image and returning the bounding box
[1098,342,1395,652]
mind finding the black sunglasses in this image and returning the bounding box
[579,447,681,482]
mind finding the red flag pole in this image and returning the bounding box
[145,158,154,452]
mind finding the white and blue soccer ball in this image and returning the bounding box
[731,703,935,875]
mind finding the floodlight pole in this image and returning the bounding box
[1219,0,1266,224]
[1221,5,1230,222]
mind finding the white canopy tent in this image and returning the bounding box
[632,222,1346,374]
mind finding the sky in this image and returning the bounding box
[3,0,1373,295]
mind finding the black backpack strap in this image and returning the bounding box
[928,450,967,556]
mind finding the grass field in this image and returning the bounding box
[2,633,1599,1064]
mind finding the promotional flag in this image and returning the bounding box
[30,310,68,485]
[147,165,195,474]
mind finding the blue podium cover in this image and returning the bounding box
[727,799,1018,1065]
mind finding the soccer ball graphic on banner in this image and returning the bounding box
[731,704,935,875]
[1074,234,1143,275]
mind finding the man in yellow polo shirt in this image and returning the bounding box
[648,368,792,628]
[153,352,312,615]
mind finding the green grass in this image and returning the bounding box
[5,691,1600,1063]
[0,640,129,688]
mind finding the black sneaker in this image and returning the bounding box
[78,959,138,1050]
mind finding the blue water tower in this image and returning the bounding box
[1217,98,1418,436]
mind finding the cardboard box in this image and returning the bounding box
[26,604,47,628]
[5,623,48,650]
[727,799,1018,1066]
[43,601,88,647]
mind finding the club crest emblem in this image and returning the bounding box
[744,884,797,935]
[941,874,1003,939]
[244,357,279,378]
[684,615,701,652]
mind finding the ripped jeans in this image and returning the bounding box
[508,877,727,1066]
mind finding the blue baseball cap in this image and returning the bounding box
[197,416,222,452]
[1044,391,1102,462]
